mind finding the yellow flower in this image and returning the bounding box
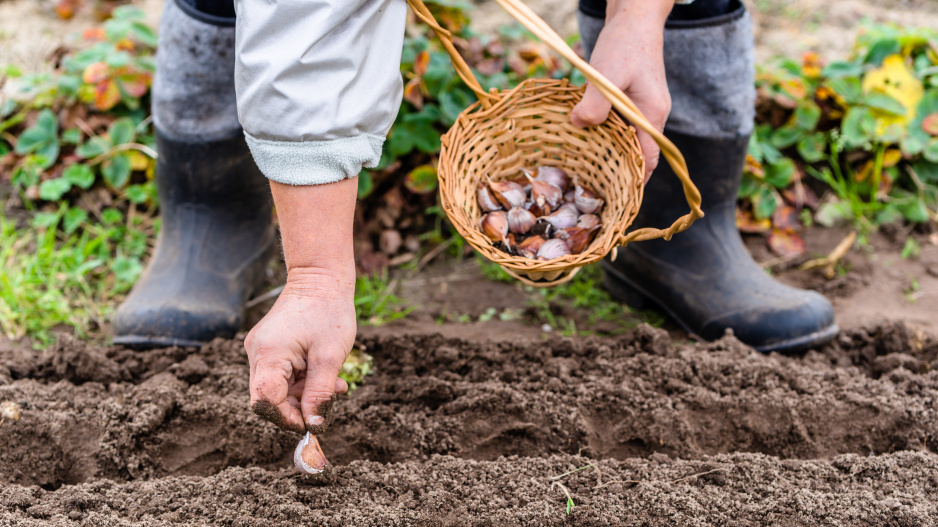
[862,54,924,131]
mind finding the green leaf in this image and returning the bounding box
[794,101,821,131]
[131,21,158,48]
[76,136,110,159]
[125,183,150,204]
[112,5,146,19]
[62,207,88,234]
[357,170,374,198]
[912,160,938,183]
[797,133,827,163]
[61,128,82,145]
[31,211,60,229]
[765,158,796,188]
[36,109,57,136]
[404,164,438,194]
[108,118,136,146]
[753,186,779,220]
[770,126,802,149]
[898,198,930,223]
[863,38,901,66]
[815,200,852,227]
[105,18,132,41]
[841,106,876,148]
[864,92,907,116]
[102,153,132,188]
[900,134,926,156]
[111,256,143,285]
[38,178,72,201]
[105,50,131,68]
[101,208,123,225]
[827,77,863,104]
[63,164,95,189]
[822,60,863,78]
[925,138,938,163]
[14,127,51,154]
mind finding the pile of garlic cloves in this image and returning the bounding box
[478,167,604,260]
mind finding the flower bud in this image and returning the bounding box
[477,186,503,212]
[574,182,604,214]
[543,206,578,230]
[534,166,569,191]
[480,211,508,242]
[536,238,571,260]
[577,214,601,230]
[507,207,537,234]
[294,432,328,474]
[488,180,527,209]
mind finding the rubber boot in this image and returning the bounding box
[579,0,839,353]
[602,132,838,353]
[112,0,275,348]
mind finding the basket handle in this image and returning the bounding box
[406,0,704,244]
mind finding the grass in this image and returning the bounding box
[0,205,156,346]
[476,257,665,336]
[354,270,415,325]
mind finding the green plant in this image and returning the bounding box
[339,348,374,391]
[0,206,156,346]
[741,22,938,253]
[354,271,415,325]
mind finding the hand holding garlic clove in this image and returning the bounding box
[477,166,604,260]
[294,432,329,474]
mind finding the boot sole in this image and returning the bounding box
[113,335,207,349]
[601,261,839,355]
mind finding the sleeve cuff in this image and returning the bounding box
[244,133,384,186]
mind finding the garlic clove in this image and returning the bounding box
[534,166,570,192]
[488,179,527,210]
[543,206,578,230]
[0,401,22,421]
[477,186,503,212]
[507,207,537,234]
[564,189,576,203]
[526,174,563,210]
[518,234,546,255]
[558,202,580,215]
[536,238,571,260]
[294,432,328,474]
[481,211,509,242]
[574,181,604,214]
[528,199,550,218]
[558,226,600,254]
[577,214,601,230]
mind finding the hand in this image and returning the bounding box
[244,267,356,435]
[571,0,674,181]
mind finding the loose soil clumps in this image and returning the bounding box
[1,323,936,524]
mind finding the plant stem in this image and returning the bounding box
[871,143,885,205]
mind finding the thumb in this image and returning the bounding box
[301,353,348,435]
[571,83,612,128]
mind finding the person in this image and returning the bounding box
[112,0,839,435]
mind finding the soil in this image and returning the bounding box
[2,319,938,524]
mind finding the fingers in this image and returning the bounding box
[571,82,612,128]
[300,352,347,435]
[249,355,306,434]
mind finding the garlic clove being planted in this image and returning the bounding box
[576,213,601,230]
[507,207,537,234]
[534,166,570,191]
[488,179,527,210]
[481,211,509,242]
[543,206,578,230]
[477,186,503,212]
[574,181,604,214]
[294,432,328,474]
[536,238,571,260]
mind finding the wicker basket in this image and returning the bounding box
[408,0,704,287]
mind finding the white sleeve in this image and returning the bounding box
[233,0,407,185]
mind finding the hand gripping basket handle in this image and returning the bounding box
[406,0,704,244]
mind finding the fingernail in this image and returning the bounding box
[307,415,324,427]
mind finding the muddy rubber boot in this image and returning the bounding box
[112,0,275,348]
[602,132,838,353]
[579,0,839,353]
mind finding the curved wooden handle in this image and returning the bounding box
[406,0,704,243]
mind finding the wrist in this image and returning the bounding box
[284,265,356,298]
[606,0,674,25]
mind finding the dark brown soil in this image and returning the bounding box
[2,322,938,525]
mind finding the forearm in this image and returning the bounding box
[270,179,358,285]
